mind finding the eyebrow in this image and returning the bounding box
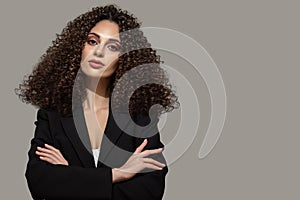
[88,32,121,44]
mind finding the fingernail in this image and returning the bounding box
[144,139,147,143]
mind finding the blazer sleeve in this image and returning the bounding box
[112,114,168,200]
[25,109,113,200]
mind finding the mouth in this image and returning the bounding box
[88,59,105,69]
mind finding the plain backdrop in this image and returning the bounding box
[1,0,299,199]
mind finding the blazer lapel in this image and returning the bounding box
[60,115,95,168]
[60,98,130,168]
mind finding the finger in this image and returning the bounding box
[37,147,61,161]
[39,156,57,165]
[44,145,65,158]
[144,163,163,171]
[36,151,60,163]
[45,144,60,153]
[134,139,148,154]
[37,146,57,154]
[140,148,163,157]
[37,151,68,165]
[38,146,67,165]
[143,157,166,168]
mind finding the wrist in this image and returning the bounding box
[112,168,124,183]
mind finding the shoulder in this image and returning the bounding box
[134,113,159,126]
[133,113,160,139]
[36,108,64,121]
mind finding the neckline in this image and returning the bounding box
[77,97,111,154]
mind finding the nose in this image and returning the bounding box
[93,43,105,57]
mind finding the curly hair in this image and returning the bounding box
[15,4,179,118]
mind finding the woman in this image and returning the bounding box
[16,4,179,200]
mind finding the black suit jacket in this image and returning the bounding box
[25,99,168,200]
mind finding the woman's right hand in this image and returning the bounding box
[112,139,166,183]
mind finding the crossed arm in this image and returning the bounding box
[25,109,168,200]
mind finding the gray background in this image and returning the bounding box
[1,0,299,199]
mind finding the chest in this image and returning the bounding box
[56,108,138,168]
[83,108,109,149]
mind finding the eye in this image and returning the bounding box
[87,39,98,46]
[107,45,121,52]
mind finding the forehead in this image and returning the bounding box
[89,20,120,39]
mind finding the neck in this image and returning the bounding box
[83,77,111,112]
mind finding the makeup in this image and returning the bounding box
[88,59,105,69]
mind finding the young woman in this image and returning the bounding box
[16,4,179,200]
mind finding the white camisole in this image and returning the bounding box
[92,147,100,167]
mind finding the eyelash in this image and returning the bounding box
[86,39,121,52]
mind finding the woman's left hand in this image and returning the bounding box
[35,144,69,166]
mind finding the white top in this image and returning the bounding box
[92,147,100,167]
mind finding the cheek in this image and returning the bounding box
[81,46,93,62]
[107,58,119,70]
[81,50,87,62]
[107,53,120,64]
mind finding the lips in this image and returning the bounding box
[88,59,104,69]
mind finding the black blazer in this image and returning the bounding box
[25,99,168,200]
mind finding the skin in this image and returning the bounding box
[35,20,165,183]
[80,20,122,150]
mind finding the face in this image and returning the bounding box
[80,20,121,79]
